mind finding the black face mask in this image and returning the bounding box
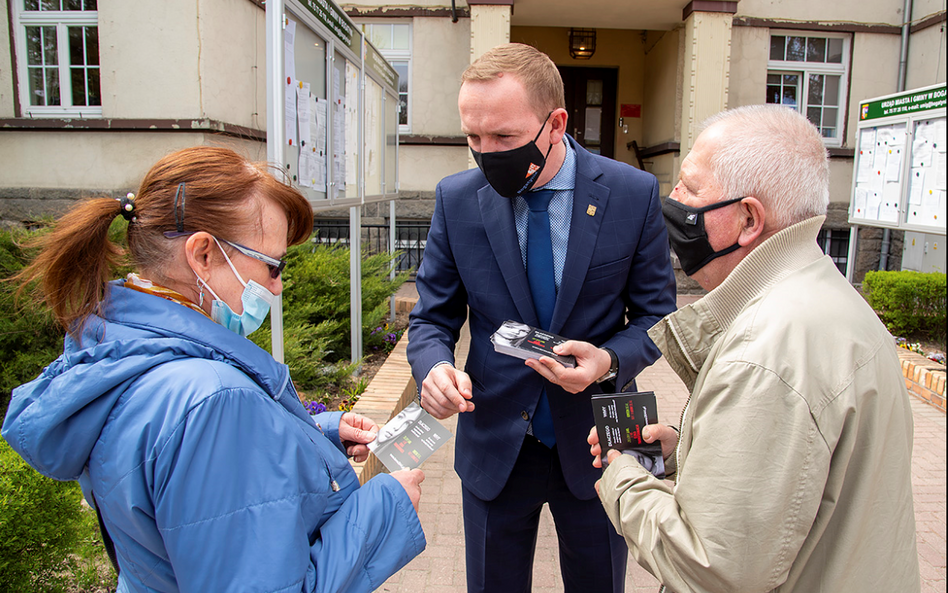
[662,196,744,276]
[471,112,554,198]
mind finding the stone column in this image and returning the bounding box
[679,1,737,158]
[468,1,512,63]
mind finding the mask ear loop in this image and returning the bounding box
[191,238,251,309]
[194,271,221,304]
[212,237,250,288]
[519,111,558,195]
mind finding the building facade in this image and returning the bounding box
[1,0,945,284]
[345,0,946,285]
[1,0,269,221]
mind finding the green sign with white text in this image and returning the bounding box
[298,0,360,55]
[365,42,398,91]
[860,84,947,122]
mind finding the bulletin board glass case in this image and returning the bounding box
[849,83,947,235]
[278,0,399,212]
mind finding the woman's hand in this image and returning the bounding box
[391,469,425,512]
[339,412,379,463]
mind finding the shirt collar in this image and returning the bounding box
[535,137,576,192]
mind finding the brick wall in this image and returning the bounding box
[898,349,947,413]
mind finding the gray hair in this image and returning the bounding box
[700,104,829,229]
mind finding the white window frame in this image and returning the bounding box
[767,30,850,148]
[358,20,411,134]
[13,1,101,118]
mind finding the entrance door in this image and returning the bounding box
[559,67,617,159]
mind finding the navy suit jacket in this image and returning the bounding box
[408,137,677,501]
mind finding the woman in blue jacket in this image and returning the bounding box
[2,146,426,592]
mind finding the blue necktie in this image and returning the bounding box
[524,189,556,448]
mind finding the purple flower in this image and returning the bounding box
[305,401,327,415]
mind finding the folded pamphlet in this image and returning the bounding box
[367,402,453,472]
[490,320,576,368]
[591,390,665,479]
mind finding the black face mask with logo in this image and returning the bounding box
[471,112,554,198]
[662,196,744,276]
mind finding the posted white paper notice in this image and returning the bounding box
[854,187,868,217]
[880,183,901,223]
[297,83,312,148]
[284,19,296,83]
[910,170,925,205]
[285,80,298,147]
[884,148,902,183]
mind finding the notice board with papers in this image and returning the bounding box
[849,83,946,235]
[277,0,399,211]
[265,0,402,366]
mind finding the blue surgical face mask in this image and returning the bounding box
[196,238,275,337]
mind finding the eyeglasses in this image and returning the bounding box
[163,231,286,279]
[218,238,286,279]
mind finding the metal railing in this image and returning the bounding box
[312,220,429,276]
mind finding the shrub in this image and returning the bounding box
[250,242,409,394]
[863,270,946,341]
[0,436,88,591]
[2,222,407,413]
[0,225,65,417]
[0,220,133,418]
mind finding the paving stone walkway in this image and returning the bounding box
[379,289,946,593]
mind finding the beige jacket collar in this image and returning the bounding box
[649,215,827,390]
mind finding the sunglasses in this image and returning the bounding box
[163,231,286,279]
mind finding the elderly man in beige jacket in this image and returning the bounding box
[589,104,920,593]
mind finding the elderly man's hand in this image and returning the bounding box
[642,423,679,460]
[525,340,611,393]
[587,425,623,469]
[587,423,678,469]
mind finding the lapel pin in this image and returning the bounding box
[586,205,597,216]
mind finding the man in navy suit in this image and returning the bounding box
[407,43,676,593]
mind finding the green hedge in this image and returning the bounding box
[863,270,946,341]
[1,223,408,414]
[0,436,105,592]
[249,242,408,397]
[0,225,70,415]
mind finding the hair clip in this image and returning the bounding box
[118,192,136,222]
[173,182,186,233]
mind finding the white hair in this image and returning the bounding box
[700,104,829,229]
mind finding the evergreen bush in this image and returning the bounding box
[0,225,64,417]
[863,270,946,341]
[250,242,409,396]
[0,219,133,418]
[0,435,87,591]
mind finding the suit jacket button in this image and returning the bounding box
[521,411,529,421]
